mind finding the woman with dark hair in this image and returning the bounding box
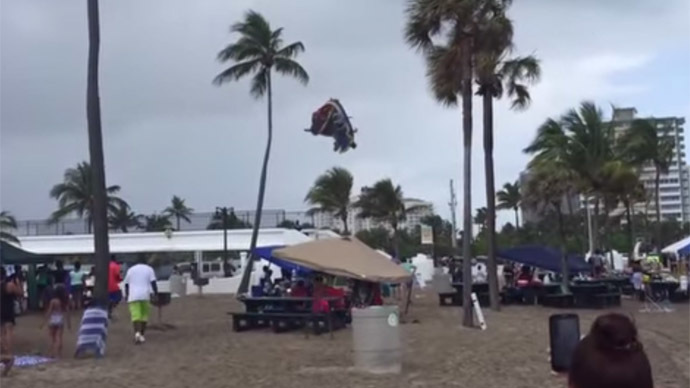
[569,313,653,388]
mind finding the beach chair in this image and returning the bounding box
[74,306,109,358]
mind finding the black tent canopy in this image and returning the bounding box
[0,241,54,266]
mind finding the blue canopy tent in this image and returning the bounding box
[252,245,313,275]
[498,245,591,274]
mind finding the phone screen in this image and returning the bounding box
[549,314,580,373]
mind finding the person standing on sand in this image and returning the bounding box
[1,267,21,376]
[108,256,123,318]
[124,257,158,344]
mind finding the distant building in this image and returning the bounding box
[610,108,689,223]
[312,197,434,234]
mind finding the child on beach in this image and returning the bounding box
[41,285,71,357]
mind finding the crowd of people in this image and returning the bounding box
[0,255,160,375]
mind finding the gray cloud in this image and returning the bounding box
[1,0,689,226]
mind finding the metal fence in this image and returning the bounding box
[14,209,316,236]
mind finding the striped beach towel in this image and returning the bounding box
[74,307,109,358]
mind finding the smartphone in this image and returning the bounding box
[549,313,580,373]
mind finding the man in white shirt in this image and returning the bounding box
[124,257,158,344]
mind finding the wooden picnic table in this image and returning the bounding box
[238,296,341,313]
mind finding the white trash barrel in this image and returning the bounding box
[351,305,402,374]
[169,274,187,297]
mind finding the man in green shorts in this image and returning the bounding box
[123,257,158,344]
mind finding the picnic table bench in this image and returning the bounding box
[229,296,345,337]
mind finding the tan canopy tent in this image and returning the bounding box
[272,237,412,283]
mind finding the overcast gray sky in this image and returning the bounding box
[2,0,689,225]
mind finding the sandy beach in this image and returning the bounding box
[3,292,688,388]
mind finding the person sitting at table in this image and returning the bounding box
[290,279,308,297]
[516,266,532,287]
[311,276,330,313]
[260,266,273,295]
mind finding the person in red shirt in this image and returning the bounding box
[108,256,122,317]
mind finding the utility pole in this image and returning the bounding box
[449,179,458,251]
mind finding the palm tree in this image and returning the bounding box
[207,209,251,230]
[405,0,513,327]
[143,213,172,232]
[108,204,141,233]
[474,207,488,231]
[305,167,353,235]
[476,47,540,310]
[618,119,675,244]
[600,160,642,261]
[0,211,20,244]
[84,0,112,305]
[164,195,194,231]
[524,102,616,251]
[522,164,573,292]
[214,10,308,295]
[355,179,408,261]
[49,161,127,233]
[497,181,521,228]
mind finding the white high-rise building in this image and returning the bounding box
[611,108,689,223]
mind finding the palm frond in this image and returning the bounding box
[274,58,309,85]
[217,39,265,62]
[213,59,262,85]
[425,44,462,106]
[250,67,269,98]
[231,10,273,47]
[276,41,304,59]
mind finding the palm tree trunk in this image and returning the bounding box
[86,0,111,306]
[624,198,634,261]
[603,200,613,268]
[482,93,500,311]
[392,225,400,263]
[460,36,474,328]
[591,195,600,250]
[514,208,519,230]
[237,72,273,295]
[654,166,661,248]
[556,204,569,293]
[176,216,181,231]
[341,213,349,236]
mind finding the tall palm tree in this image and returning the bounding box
[214,10,308,295]
[618,119,675,245]
[355,179,408,261]
[405,0,513,327]
[84,0,111,305]
[108,203,141,233]
[476,46,540,310]
[522,164,573,292]
[0,211,20,244]
[164,195,194,231]
[49,161,127,233]
[524,102,616,251]
[305,167,354,235]
[497,181,521,228]
[143,213,172,232]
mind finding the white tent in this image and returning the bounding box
[662,235,690,256]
